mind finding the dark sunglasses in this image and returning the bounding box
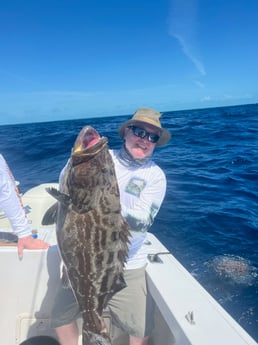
[128,125,160,143]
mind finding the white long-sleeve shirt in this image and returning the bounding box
[0,154,32,238]
[110,149,167,269]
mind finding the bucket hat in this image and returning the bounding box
[118,107,171,147]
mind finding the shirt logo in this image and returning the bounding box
[125,177,146,197]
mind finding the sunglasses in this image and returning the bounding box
[128,125,160,143]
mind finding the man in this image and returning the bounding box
[0,154,50,258]
[52,107,171,345]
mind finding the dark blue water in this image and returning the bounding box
[1,103,257,341]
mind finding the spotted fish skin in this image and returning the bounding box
[44,126,130,345]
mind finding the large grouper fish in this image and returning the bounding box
[42,126,130,345]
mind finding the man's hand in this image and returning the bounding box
[18,236,50,259]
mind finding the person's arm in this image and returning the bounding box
[0,155,50,258]
[119,165,167,259]
[121,167,167,233]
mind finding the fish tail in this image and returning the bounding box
[82,329,112,345]
[82,311,112,345]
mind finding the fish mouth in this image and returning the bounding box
[73,126,107,154]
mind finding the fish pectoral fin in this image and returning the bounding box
[46,187,71,205]
[61,266,71,288]
[41,202,58,225]
[113,273,127,293]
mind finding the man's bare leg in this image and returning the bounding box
[129,335,149,345]
[55,321,79,345]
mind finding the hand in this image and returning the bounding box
[18,236,50,260]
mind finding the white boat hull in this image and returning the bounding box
[0,184,256,345]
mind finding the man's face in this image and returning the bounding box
[123,124,160,160]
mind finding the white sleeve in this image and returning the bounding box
[121,166,166,233]
[0,155,32,238]
[119,164,167,267]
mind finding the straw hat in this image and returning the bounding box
[118,107,171,147]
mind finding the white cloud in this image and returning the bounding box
[194,80,205,88]
[222,94,233,100]
[201,96,212,102]
[169,0,206,76]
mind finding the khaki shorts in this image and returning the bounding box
[51,266,154,338]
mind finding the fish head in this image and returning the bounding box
[64,126,119,209]
[72,126,108,161]
[70,125,110,182]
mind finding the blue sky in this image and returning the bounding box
[1,0,257,125]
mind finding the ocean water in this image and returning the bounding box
[1,103,257,341]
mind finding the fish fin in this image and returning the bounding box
[118,249,128,264]
[41,202,58,225]
[114,272,127,292]
[108,272,127,298]
[46,187,71,205]
[98,272,127,312]
[119,228,131,243]
[83,330,111,345]
[61,266,72,289]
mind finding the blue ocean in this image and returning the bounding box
[1,103,257,341]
